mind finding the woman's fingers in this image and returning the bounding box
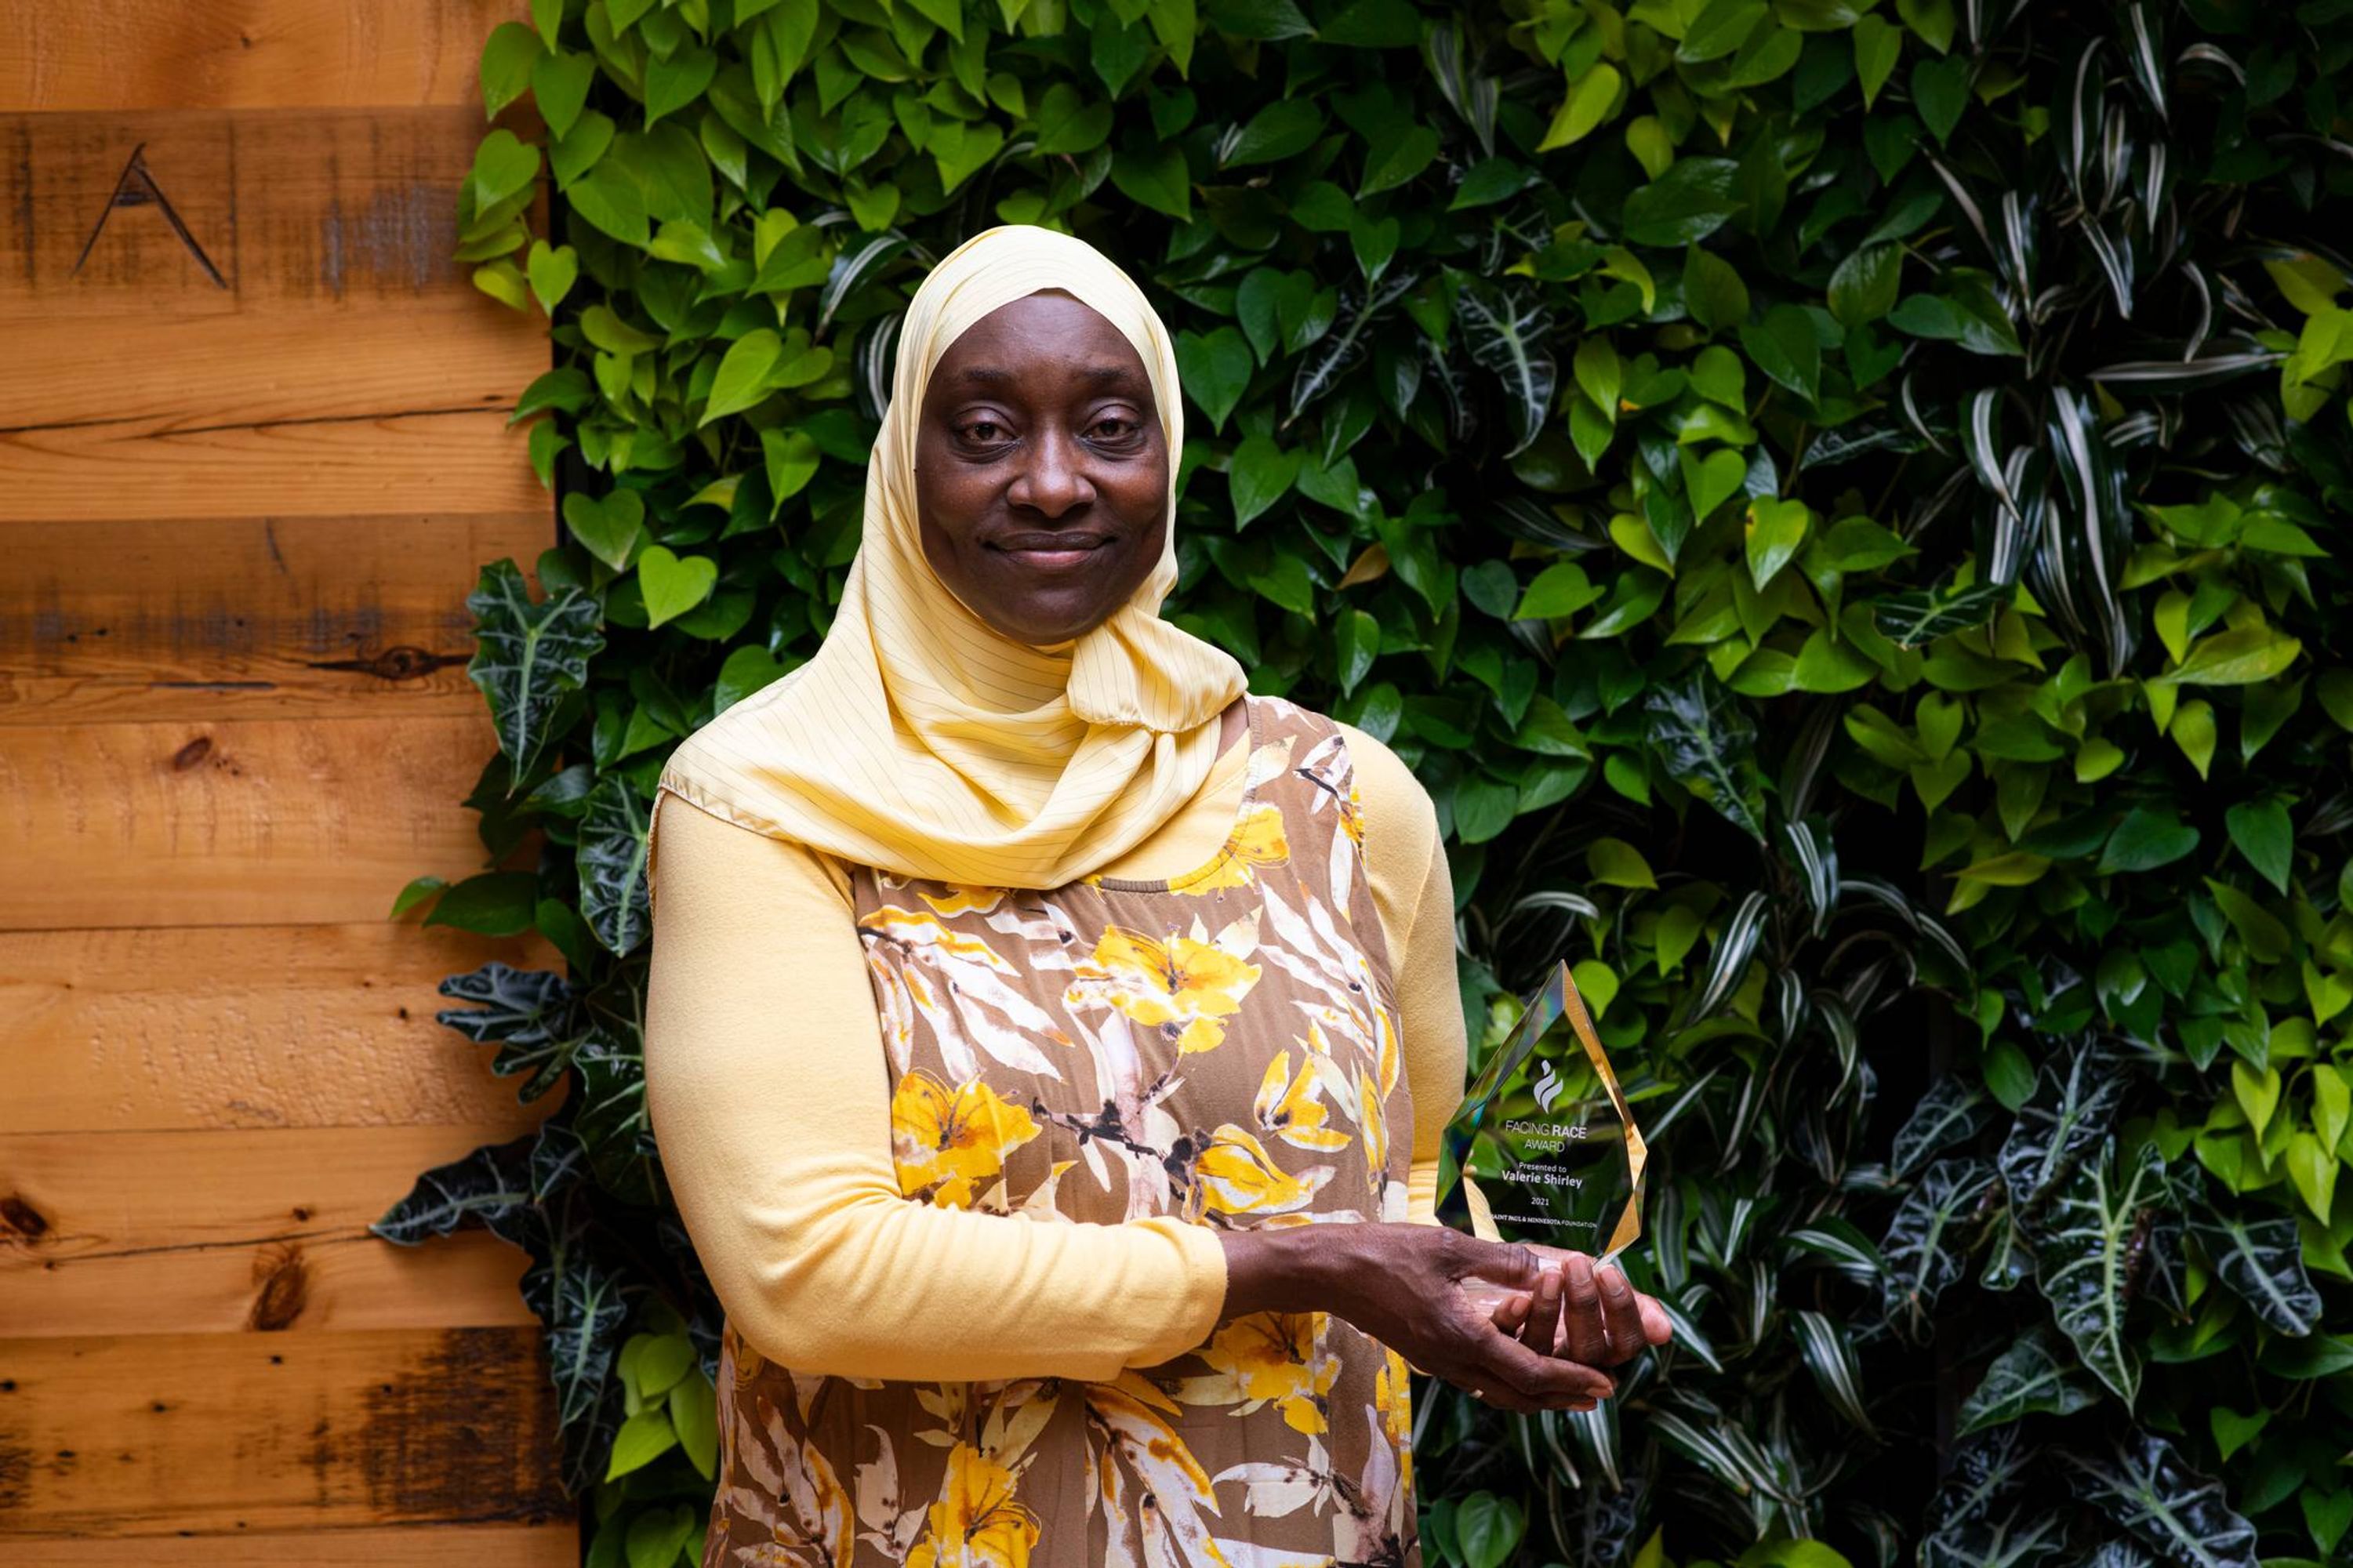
[1636,1287,1676,1347]
[1518,1264,1564,1356]
[1596,1260,1648,1363]
[1558,1253,1612,1365]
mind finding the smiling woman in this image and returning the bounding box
[639,226,1669,1568]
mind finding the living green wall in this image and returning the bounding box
[376,1,2353,1565]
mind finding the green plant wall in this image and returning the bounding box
[375,0,2353,1564]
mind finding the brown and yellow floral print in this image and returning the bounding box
[702,694,1422,1568]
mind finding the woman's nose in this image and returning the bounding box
[1007,428,1094,516]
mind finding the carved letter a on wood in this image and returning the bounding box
[72,142,227,289]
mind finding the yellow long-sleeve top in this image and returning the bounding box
[642,713,1466,1384]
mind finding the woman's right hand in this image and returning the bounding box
[1216,1223,1624,1414]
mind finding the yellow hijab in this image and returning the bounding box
[653,223,1249,892]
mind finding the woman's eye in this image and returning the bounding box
[963,419,1007,443]
[1091,417,1138,441]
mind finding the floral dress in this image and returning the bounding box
[701,693,1422,1568]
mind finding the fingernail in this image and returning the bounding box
[1599,1262,1629,1294]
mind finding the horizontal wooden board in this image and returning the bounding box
[0,108,535,318]
[0,405,543,523]
[0,306,544,524]
[0,514,550,724]
[0,1126,550,1338]
[0,1326,571,1536]
[1,923,565,1135]
[0,1,528,112]
[0,717,517,930]
[0,1523,583,1565]
[0,1522,581,1564]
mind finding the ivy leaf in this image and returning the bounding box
[479,23,544,119]
[1744,497,1809,588]
[1854,15,1902,106]
[1033,82,1115,154]
[2156,626,2302,686]
[1911,55,1973,145]
[2098,808,2199,874]
[1111,146,1193,220]
[1619,157,1742,247]
[1336,609,1380,695]
[1175,326,1255,433]
[637,546,719,629]
[1222,98,1325,167]
[563,488,647,570]
[1738,303,1821,405]
[1537,62,1622,151]
[470,128,543,215]
[526,239,579,313]
[532,55,597,144]
[1229,436,1301,528]
[2224,798,2293,892]
[701,327,786,423]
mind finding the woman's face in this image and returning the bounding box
[913,289,1168,646]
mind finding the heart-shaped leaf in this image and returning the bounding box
[527,240,579,314]
[1175,326,1255,434]
[564,488,646,570]
[531,49,597,140]
[1228,436,1300,528]
[1682,448,1747,523]
[637,546,717,629]
[470,129,542,215]
[761,427,822,514]
[1745,497,1810,589]
[703,329,783,426]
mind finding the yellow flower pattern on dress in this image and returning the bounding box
[700,697,1422,1567]
[1182,798,1291,893]
[906,1443,1043,1568]
[1185,1311,1341,1436]
[1063,916,1262,1054]
[891,1068,1043,1208]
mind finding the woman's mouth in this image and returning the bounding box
[991,533,1113,571]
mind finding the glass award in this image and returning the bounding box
[1447,960,1647,1276]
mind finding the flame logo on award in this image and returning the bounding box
[1531,1057,1563,1115]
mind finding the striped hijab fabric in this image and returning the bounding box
[652,224,1250,893]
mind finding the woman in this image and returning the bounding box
[643,225,1669,1568]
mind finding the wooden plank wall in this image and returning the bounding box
[0,2,577,1559]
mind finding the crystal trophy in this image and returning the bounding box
[1447,960,1647,1298]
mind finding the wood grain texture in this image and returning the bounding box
[0,717,517,930]
[2,922,561,1135]
[0,108,529,318]
[0,1327,571,1536]
[1,1,528,112]
[0,514,551,723]
[0,1523,584,1565]
[0,307,545,522]
[0,1126,550,1338]
[0,1515,581,1553]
